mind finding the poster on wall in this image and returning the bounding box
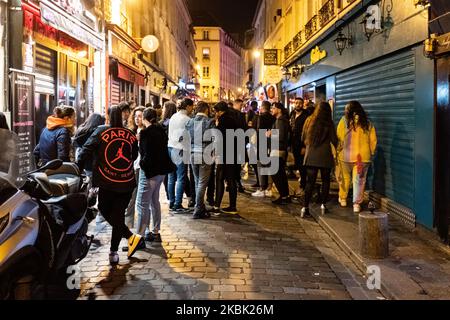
[265,84,278,103]
[10,69,36,175]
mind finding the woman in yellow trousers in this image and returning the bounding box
[337,101,377,214]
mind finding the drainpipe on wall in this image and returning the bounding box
[8,0,22,70]
[1,0,8,114]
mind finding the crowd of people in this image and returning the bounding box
[27,96,377,265]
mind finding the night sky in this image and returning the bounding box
[187,0,260,35]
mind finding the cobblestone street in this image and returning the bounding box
[78,185,384,300]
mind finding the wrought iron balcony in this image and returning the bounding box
[319,0,335,27]
[305,15,318,41]
[293,31,303,51]
[284,41,293,60]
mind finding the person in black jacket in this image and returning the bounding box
[73,113,106,175]
[289,97,312,195]
[34,106,75,167]
[212,102,239,215]
[136,108,176,243]
[269,102,292,205]
[252,101,275,198]
[77,105,143,265]
[301,102,338,218]
[230,99,248,193]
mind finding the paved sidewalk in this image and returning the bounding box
[308,201,450,300]
[78,183,384,300]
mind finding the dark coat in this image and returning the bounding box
[272,114,290,155]
[34,127,71,166]
[73,128,98,172]
[139,124,176,179]
[290,108,312,154]
[77,126,139,193]
[302,118,338,169]
[256,112,275,160]
[229,108,247,130]
[216,110,238,163]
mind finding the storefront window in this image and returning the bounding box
[80,65,88,124]
[68,60,78,108]
[58,53,67,105]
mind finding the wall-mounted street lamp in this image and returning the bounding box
[334,27,353,55]
[292,65,301,78]
[253,49,262,59]
[141,35,160,53]
[282,67,292,81]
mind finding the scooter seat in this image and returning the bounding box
[48,174,80,197]
[45,194,87,229]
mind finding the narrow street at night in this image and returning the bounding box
[79,182,382,301]
[1,0,450,311]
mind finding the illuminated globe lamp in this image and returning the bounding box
[141,35,160,53]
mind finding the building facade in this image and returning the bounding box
[252,0,435,235]
[194,26,244,103]
[98,0,196,110]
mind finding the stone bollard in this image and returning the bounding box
[359,203,389,259]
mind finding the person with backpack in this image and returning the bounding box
[337,101,377,213]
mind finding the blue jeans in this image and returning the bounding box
[168,147,187,207]
[136,173,165,236]
[191,153,212,214]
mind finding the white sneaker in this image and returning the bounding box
[265,190,273,197]
[354,204,362,214]
[252,190,266,198]
[301,207,310,219]
[109,251,119,265]
[339,199,348,207]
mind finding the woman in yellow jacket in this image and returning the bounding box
[337,101,377,213]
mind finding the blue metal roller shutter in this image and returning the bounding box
[334,50,416,211]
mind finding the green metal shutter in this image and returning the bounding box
[334,50,416,210]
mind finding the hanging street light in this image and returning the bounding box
[292,64,301,78]
[334,29,348,55]
[141,35,160,53]
[282,67,292,81]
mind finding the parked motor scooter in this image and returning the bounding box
[0,129,94,300]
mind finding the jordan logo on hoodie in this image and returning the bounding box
[99,128,137,183]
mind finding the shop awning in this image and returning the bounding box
[40,1,103,50]
[116,62,145,87]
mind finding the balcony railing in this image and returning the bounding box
[319,0,335,27]
[292,31,303,51]
[284,41,293,60]
[305,15,318,41]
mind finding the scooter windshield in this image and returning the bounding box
[0,129,19,186]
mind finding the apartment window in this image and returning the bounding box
[203,66,210,78]
[202,86,210,98]
[203,30,209,40]
[202,48,210,60]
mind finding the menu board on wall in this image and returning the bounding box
[10,70,36,175]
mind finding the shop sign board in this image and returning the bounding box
[264,66,283,85]
[10,69,36,175]
[40,1,102,50]
[264,49,279,66]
